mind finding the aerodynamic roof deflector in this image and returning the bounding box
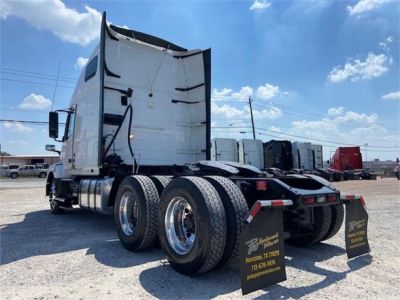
[109,24,187,52]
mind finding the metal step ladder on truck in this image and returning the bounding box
[45,12,370,295]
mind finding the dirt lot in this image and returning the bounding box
[0,177,399,299]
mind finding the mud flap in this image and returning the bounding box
[342,195,370,259]
[239,200,292,295]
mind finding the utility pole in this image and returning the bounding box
[363,143,368,163]
[248,96,256,139]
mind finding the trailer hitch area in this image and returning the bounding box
[341,194,370,259]
[239,199,292,295]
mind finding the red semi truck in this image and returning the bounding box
[331,147,363,171]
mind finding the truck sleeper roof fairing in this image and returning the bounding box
[109,24,188,52]
[66,12,211,175]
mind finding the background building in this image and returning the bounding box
[0,155,59,167]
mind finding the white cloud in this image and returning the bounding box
[232,86,254,99]
[333,111,378,124]
[250,0,271,11]
[74,57,89,70]
[247,106,282,120]
[3,122,33,132]
[0,0,101,45]
[328,52,390,83]
[212,103,245,119]
[212,88,233,99]
[382,91,400,100]
[379,36,394,51]
[211,102,282,121]
[212,83,284,101]
[256,83,280,100]
[327,106,344,116]
[18,93,52,110]
[347,0,386,16]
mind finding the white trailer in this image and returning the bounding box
[292,142,314,170]
[238,139,264,169]
[211,138,238,162]
[44,12,367,293]
[312,144,324,169]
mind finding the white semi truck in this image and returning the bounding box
[46,13,369,293]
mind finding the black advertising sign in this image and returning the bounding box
[239,208,287,295]
[345,198,370,259]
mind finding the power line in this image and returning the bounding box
[0,67,77,81]
[211,95,399,129]
[0,119,65,125]
[0,77,75,89]
[212,126,400,149]
[0,70,76,84]
[212,129,400,152]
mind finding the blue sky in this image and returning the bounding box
[0,0,399,161]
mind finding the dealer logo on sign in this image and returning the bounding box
[245,232,279,255]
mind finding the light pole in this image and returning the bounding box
[363,143,368,162]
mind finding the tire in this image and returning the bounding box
[286,206,332,246]
[204,176,248,266]
[150,176,172,196]
[114,175,159,251]
[158,176,227,275]
[10,173,18,179]
[49,179,64,214]
[39,172,47,178]
[321,204,344,241]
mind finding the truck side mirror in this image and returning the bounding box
[45,144,56,151]
[49,112,59,138]
[45,144,61,155]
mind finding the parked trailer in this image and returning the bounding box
[312,144,323,169]
[238,139,264,169]
[211,138,238,162]
[331,146,363,171]
[263,140,293,171]
[292,142,314,170]
[45,12,370,295]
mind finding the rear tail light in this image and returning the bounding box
[303,196,315,205]
[256,181,267,191]
[327,194,337,203]
[316,195,326,203]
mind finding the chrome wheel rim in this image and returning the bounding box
[165,196,196,255]
[119,191,137,236]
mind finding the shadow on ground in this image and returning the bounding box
[0,209,163,267]
[138,243,372,299]
[1,209,372,298]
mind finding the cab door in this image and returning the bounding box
[63,108,76,170]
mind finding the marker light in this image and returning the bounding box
[303,196,315,205]
[256,181,267,191]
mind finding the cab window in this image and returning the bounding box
[85,56,98,81]
[65,111,75,141]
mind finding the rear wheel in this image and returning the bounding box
[321,203,344,241]
[10,173,18,179]
[150,176,172,196]
[205,176,248,266]
[287,206,332,246]
[39,172,47,178]
[159,176,227,275]
[114,175,159,251]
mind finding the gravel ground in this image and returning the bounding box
[0,177,399,299]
